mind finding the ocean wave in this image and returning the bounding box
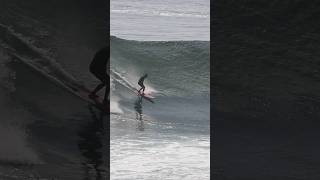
[110,36,210,97]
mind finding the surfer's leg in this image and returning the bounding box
[138,84,143,93]
[142,85,145,93]
[89,72,107,98]
[103,88,108,105]
[89,82,105,98]
[102,75,109,105]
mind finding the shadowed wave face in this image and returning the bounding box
[0,0,108,179]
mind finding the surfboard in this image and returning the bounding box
[139,93,154,103]
[7,52,109,113]
[134,90,154,103]
[76,89,109,113]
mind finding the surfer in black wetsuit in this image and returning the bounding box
[89,46,109,104]
[138,74,148,94]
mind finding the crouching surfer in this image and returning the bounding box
[138,74,148,94]
[89,46,109,105]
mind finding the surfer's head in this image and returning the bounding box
[144,73,148,77]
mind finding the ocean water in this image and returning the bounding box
[0,0,108,179]
[111,0,210,41]
[110,0,210,179]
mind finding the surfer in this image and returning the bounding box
[138,74,148,94]
[89,46,109,104]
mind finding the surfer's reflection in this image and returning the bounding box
[77,105,109,180]
[134,96,145,131]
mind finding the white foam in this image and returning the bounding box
[110,97,123,114]
[111,136,210,179]
[110,77,123,114]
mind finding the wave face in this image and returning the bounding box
[110,36,210,122]
[110,36,210,179]
[0,0,108,179]
[111,36,210,96]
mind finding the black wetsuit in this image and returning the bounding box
[90,47,109,82]
[89,46,109,102]
[138,76,146,93]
